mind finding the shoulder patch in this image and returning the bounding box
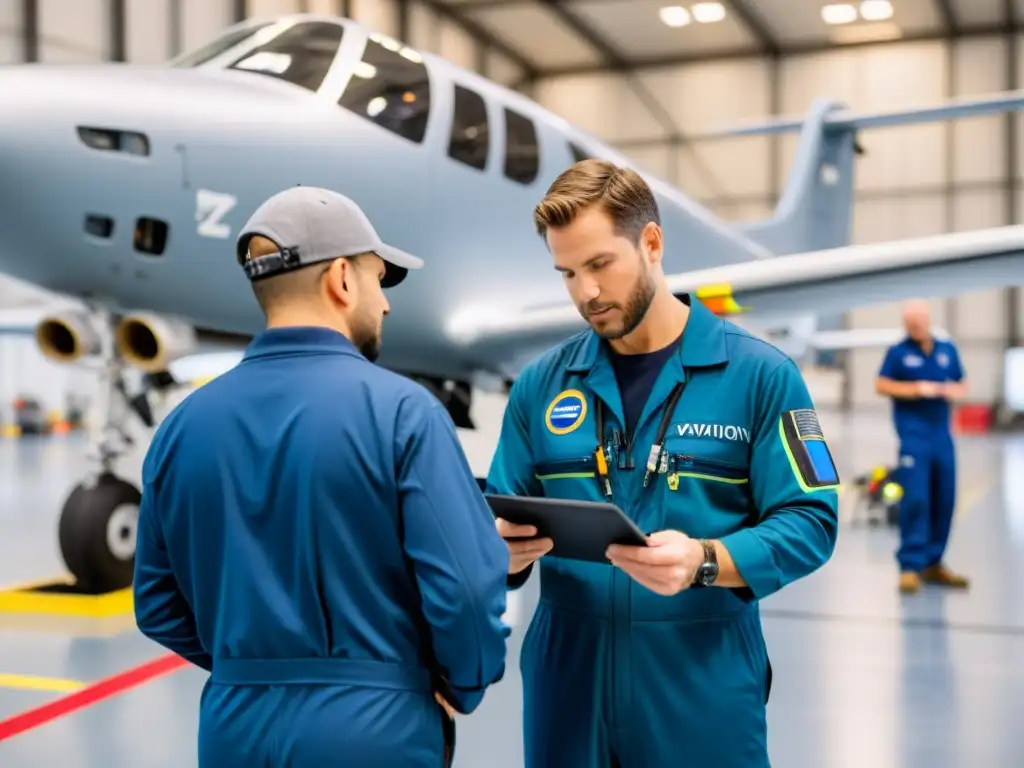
[545,389,588,435]
[779,409,839,491]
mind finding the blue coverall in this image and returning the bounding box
[486,295,840,768]
[878,336,964,573]
[134,326,511,767]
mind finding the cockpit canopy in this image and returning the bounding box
[169,17,598,188]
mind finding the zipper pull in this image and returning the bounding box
[667,473,679,491]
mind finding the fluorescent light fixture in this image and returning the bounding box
[821,3,857,24]
[859,0,894,21]
[659,5,691,27]
[692,2,726,23]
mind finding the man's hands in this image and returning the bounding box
[496,519,553,575]
[917,380,967,400]
[435,691,456,719]
[606,530,705,596]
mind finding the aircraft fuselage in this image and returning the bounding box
[0,17,768,383]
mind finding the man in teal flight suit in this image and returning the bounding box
[486,160,841,768]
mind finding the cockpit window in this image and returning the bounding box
[226,21,344,93]
[338,34,431,144]
[168,21,275,68]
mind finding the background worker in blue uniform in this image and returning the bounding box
[487,160,841,768]
[133,186,511,767]
[876,299,970,594]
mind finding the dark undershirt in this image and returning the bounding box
[608,332,683,437]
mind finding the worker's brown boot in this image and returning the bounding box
[921,564,969,588]
[899,571,922,594]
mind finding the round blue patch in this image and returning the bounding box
[545,390,588,435]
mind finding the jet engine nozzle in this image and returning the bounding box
[35,311,102,364]
[115,312,197,373]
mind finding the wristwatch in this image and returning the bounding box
[692,539,719,587]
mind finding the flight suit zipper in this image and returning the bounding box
[595,381,688,754]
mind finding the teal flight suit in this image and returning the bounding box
[486,295,841,768]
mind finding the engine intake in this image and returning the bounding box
[114,312,196,373]
[35,311,101,364]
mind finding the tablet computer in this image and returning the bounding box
[485,494,648,564]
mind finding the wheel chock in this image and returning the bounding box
[0,575,133,619]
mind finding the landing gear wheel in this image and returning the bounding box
[58,472,141,593]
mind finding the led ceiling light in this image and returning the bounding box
[821,3,857,24]
[692,2,726,23]
[659,5,691,27]
[859,0,894,21]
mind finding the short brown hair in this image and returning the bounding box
[533,159,659,244]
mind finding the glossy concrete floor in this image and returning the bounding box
[0,392,1021,767]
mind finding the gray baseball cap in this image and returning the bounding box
[236,186,424,288]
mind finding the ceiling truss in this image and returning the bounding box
[424,0,1016,83]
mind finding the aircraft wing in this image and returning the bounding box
[0,307,52,336]
[449,224,1024,370]
[807,327,950,352]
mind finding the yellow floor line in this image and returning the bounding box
[0,673,85,693]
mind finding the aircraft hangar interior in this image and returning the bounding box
[0,0,1022,765]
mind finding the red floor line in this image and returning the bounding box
[0,652,188,742]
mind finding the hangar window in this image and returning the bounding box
[448,84,489,170]
[170,21,275,68]
[338,34,431,144]
[227,21,344,93]
[504,108,539,185]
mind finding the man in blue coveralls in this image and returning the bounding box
[486,160,841,768]
[133,186,511,767]
[876,299,970,594]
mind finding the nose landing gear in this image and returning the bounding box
[55,312,156,594]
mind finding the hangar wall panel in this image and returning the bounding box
[779,41,948,194]
[351,0,397,37]
[181,0,234,53]
[639,60,773,204]
[952,36,1007,185]
[437,17,476,71]
[488,51,525,88]
[407,1,438,51]
[39,0,109,61]
[248,0,303,19]
[533,74,670,147]
[0,0,22,62]
[127,0,171,63]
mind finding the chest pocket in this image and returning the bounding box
[532,455,602,502]
[661,450,753,539]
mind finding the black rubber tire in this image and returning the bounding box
[58,472,141,593]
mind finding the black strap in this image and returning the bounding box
[593,381,687,492]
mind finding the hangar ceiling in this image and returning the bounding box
[428,0,1018,76]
